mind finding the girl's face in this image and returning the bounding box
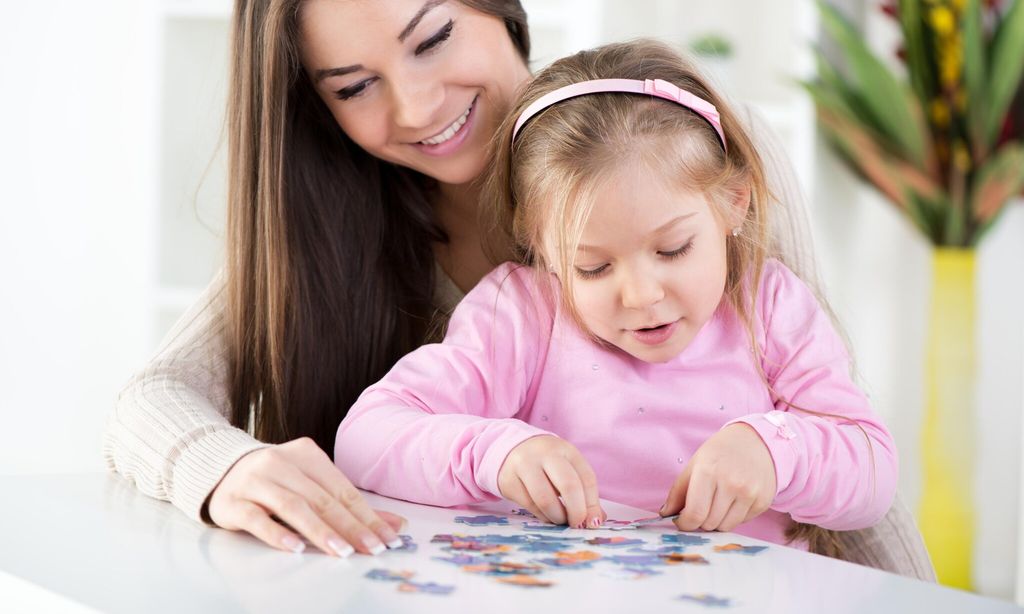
[299,0,531,186]
[559,162,741,364]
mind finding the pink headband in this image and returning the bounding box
[511,78,726,150]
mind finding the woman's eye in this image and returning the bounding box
[334,78,377,101]
[574,264,609,279]
[660,239,694,259]
[416,20,454,55]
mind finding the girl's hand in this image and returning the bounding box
[207,437,406,557]
[497,435,606,528]
[660,424,777,532]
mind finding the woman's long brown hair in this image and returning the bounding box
[224,0,530,454]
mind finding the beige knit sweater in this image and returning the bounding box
[102,267,934,581]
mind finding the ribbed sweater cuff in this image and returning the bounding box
[170,428,270,523]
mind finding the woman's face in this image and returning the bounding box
[299,0,531,186]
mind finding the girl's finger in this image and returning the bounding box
[661,463,692,517]
[230,500,308,554]
[701,487,736,531]
[566,452,605,528]
[542,457,588,528]
[675,469,714,532]
[501,475,552,524]
[717,498,753,533]
[520,466,568,525]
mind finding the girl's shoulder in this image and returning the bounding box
[755,258,825,328]
[448,262,558,335]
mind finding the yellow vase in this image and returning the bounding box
[917,248,976,589]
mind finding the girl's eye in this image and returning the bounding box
[334,77,378,101]
[574,264,609,280]
[660,239,694,260]
[416,19,454,55]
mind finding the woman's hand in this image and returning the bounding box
[207,437,406,557]
[660,424,777,532]
[497,435,606,529]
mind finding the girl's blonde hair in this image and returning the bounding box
[483,39,853,556]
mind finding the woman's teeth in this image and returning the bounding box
[420,103,472,146]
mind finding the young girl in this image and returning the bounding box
[335,40,898,550]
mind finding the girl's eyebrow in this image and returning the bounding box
[575,213,698,253]
[398,0,446,42]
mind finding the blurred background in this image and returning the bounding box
[0,0,1021,602]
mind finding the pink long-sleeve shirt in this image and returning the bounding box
[336,260,898,547]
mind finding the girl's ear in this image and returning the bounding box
[727,183,752,231]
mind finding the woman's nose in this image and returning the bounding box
[620,271,665,310]
[390,76,443,131]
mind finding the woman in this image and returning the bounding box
[104,0,531,558]
[105,0,933,580]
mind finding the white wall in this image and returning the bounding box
[0,2,158,474]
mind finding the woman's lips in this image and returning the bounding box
[411,96,478,157]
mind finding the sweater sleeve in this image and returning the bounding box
[102,271,269,523]
[335,263,555,506]
[727,261,899,530]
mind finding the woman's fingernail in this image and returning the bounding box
[363,535,386,555]
[382,528,404,549]
[282,535,305,554]
[328,538,354,558]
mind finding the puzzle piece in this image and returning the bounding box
[521,522,570,532]
[365,569,415,582]
[585,536,645,547]
[662,552,709,565]
[454,515,510,527]
[714,543,768,555]
[677,593,733,607]
[497,575,554,588]
[461,561,545,576]
[661,533,710,546]
[389,535,417,553]
[397,581,455,595]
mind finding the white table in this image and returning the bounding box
[1,473,1018,613]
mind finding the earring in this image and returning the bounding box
[731,227,742,237]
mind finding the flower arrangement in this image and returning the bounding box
[803,0,1024,247]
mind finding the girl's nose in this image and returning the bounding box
[620,271,665,310]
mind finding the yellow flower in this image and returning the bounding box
[931,98,952,128]
[929,6,957,36]
[952,140,972,172]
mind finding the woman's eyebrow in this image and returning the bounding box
[314,64,363,84]
[398,0,446,42]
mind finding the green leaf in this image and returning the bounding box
[985,0,1024,145]
[962,0,988,155]
[897,0,935,107]
[816,0,930,167]
[969,144,1024,246]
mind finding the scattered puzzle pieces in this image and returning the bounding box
[522,522,570,532]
